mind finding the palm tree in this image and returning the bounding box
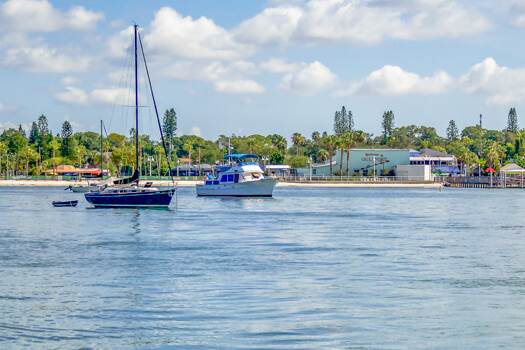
[291,132,306,156]
[316,149,329,163]
[486,141,505,171]
[341,131,354,175]
[322,134,337,176]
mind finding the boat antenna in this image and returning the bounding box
[138,31,175,186]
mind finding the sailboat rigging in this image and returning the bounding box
[85,24,176,208]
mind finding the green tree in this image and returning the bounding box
[18,145,38,175]
[37,115,49,136]
[29,122,39,144]
[446,120,459,141]
[485,141,506,170]
[291,132,305,156]
[60,121,76,158]
[0,141,7,175]
[334,110,343,135]
[347,109,354,132]
[162,108,177,157]
[381,110,395,144]
[507,107,518,133]
[322,134,337,176]
[285,155,308,168]
[334,106,353,135]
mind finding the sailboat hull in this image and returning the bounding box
[85,188,175,208]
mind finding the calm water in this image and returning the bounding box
[1,186,525,349]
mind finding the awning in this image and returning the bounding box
[500,163,525,173]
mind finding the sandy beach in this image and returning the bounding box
[0,179,443,189]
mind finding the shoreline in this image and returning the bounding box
[0,179,443,189]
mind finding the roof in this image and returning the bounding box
[265,165,291,169]
[350,148,410,151]
[500,163,525,173]
[433,165,461,174]
[224,153,258,159]
[419,148,451,157]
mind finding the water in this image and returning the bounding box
[1,186,525,349]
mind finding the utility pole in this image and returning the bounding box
[479,114,483,129]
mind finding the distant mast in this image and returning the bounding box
[100,120,103,177]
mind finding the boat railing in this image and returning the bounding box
[277,175,437,183]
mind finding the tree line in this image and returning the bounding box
[0,106,523,176]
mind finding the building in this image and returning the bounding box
[395,164,433,181]
[45,165,106,178]
[409,148,459,175]
[264,164,293,177]
[297,149,411,176]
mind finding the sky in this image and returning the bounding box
[1,0,525,140]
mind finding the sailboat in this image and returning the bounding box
[85,24,176,208]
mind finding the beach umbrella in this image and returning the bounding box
[485,167,495,187]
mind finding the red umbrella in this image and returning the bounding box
[485,167,495,173]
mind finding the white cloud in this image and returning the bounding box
[190,126,202,136]
[66,6,104,31]
[341,65,453,96]
[55,86,89,105]
[0,121,22,131]
[235,0,491,46]
[2,41,90,73]
[0,0,103,32]
[61,76,77,85]
[281,61,336,94]
[106,26,133,59]
[54,87,134,105]
[164,60,264,94]
[0,102,17,114]
[460,57,525,105]
[260,58,300,74]
[90,88,131,105]
[166,60,255,80]
[143,7,252,61]
[235,6,303,45]
[0,1,99,74]
[214,80,265,94]
[507,1,525,27]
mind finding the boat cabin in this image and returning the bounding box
[205,154,266,185]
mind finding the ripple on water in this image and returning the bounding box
[1,187,525,349]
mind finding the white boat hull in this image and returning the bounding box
[196,178,277,197]
[70,186,91,193]
[70,184,100,193]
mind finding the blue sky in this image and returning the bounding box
[1,0,525,140]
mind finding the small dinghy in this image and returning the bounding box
[52,200,78,207]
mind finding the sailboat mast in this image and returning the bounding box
[100,120,103,178]
[134,24,139,177]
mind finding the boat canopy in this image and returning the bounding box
[224,153,259,160]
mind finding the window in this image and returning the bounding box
[220,175,228,182]
[227,174,234,182]
[234,173,239,183]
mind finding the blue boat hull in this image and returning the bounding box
[85,189,175,208]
